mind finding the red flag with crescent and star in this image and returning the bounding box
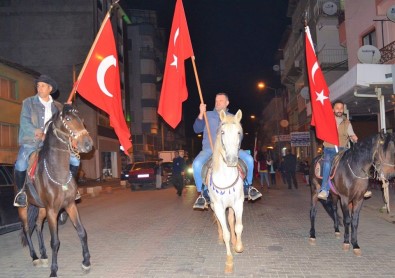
[73,14,132,154]
[305,26,339,146]
[158,0,194,128]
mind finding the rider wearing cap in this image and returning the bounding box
[13,74,81,207]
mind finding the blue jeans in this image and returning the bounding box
[321,147,343,192]
[259,171,270,187]
[192,149,254,193]
[15,144,80,172]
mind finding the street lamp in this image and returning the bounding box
[257,82,282,159]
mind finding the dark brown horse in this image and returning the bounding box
[309,132,395,256]
[18,104,93,277]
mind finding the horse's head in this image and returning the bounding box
[215,109,243,167]
[59,104,93,153]
[375,131,395,179]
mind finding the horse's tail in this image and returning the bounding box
[20,205,39,247]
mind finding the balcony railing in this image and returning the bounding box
[380,40,395,64]
[317,48,348,66]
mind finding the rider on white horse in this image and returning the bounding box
[192,92,262,210]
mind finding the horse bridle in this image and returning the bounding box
[52,111,89,160]
[43,110,88,190]
[219,123,242,164]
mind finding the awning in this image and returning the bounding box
[329,63,394,116]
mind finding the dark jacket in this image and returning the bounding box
[283,153,297,172]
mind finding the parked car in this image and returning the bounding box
[128,161,158,191]
[0,163,21,235]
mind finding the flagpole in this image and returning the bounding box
[66,6,116,103]
[191,56,214,151]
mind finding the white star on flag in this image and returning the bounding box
[170,54,178,68]
[315,90,328,105]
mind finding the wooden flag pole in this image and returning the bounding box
[191,56,214,151]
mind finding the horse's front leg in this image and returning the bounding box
[350,199,364,256]
[65,203,91,272]
[309,194,318,243]
[227,208,237,248]
[213,203,233,273]
[46,208,60,278]
[35,208,49,266]
[233,199,244,253]
[340,200,351,251]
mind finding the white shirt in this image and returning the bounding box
[38,95,54,133]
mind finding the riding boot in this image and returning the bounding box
[70,165,81,200]
[13,170,27,207]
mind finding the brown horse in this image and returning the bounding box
[309,132,395,256]
[18,104,93,277]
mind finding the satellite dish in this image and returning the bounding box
[300,86,310,100]
[322,1,337,16]
[273,65,280,72]
[387,5,395,22]
[357,45,381,64]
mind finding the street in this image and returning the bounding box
[1,176,395,278]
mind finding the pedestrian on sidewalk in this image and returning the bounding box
[267,157,276,186]
[301,160,310,186]
[283,149,298,189]
[172,151,185,196]
[257,148,270,189]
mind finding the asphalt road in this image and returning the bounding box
[1,176,395,278]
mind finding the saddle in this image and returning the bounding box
[313,150,346,180]
[202,157,247,186]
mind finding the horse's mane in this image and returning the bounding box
[40,110,62,157]
[344,133,393,162]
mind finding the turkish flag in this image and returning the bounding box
[73,14,132,155]
[305,26,339,146]
[158,0,194,128]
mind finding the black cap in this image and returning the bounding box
[36,74,58,94]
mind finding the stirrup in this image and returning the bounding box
[248,187,262,201]
[193,196,207,210]
[13,191,27,208]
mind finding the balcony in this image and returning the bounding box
[380,40,395,64]
[317,48,348,69]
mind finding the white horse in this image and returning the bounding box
[206,109,244,273]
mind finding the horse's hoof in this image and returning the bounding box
[309,238,316,245]
[353,248,362,256]
[335,232,341,239]
[40,258,49,267]
[234,244,244,253]
[33,259,41,267]
[224,256,233,274]
[82,263,91,273]
[343,243,350,251]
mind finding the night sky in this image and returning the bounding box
[124,0,291,139]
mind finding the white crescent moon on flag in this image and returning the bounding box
[311,61,319,85]
[97,55,116,98]
[173,27,179,45]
